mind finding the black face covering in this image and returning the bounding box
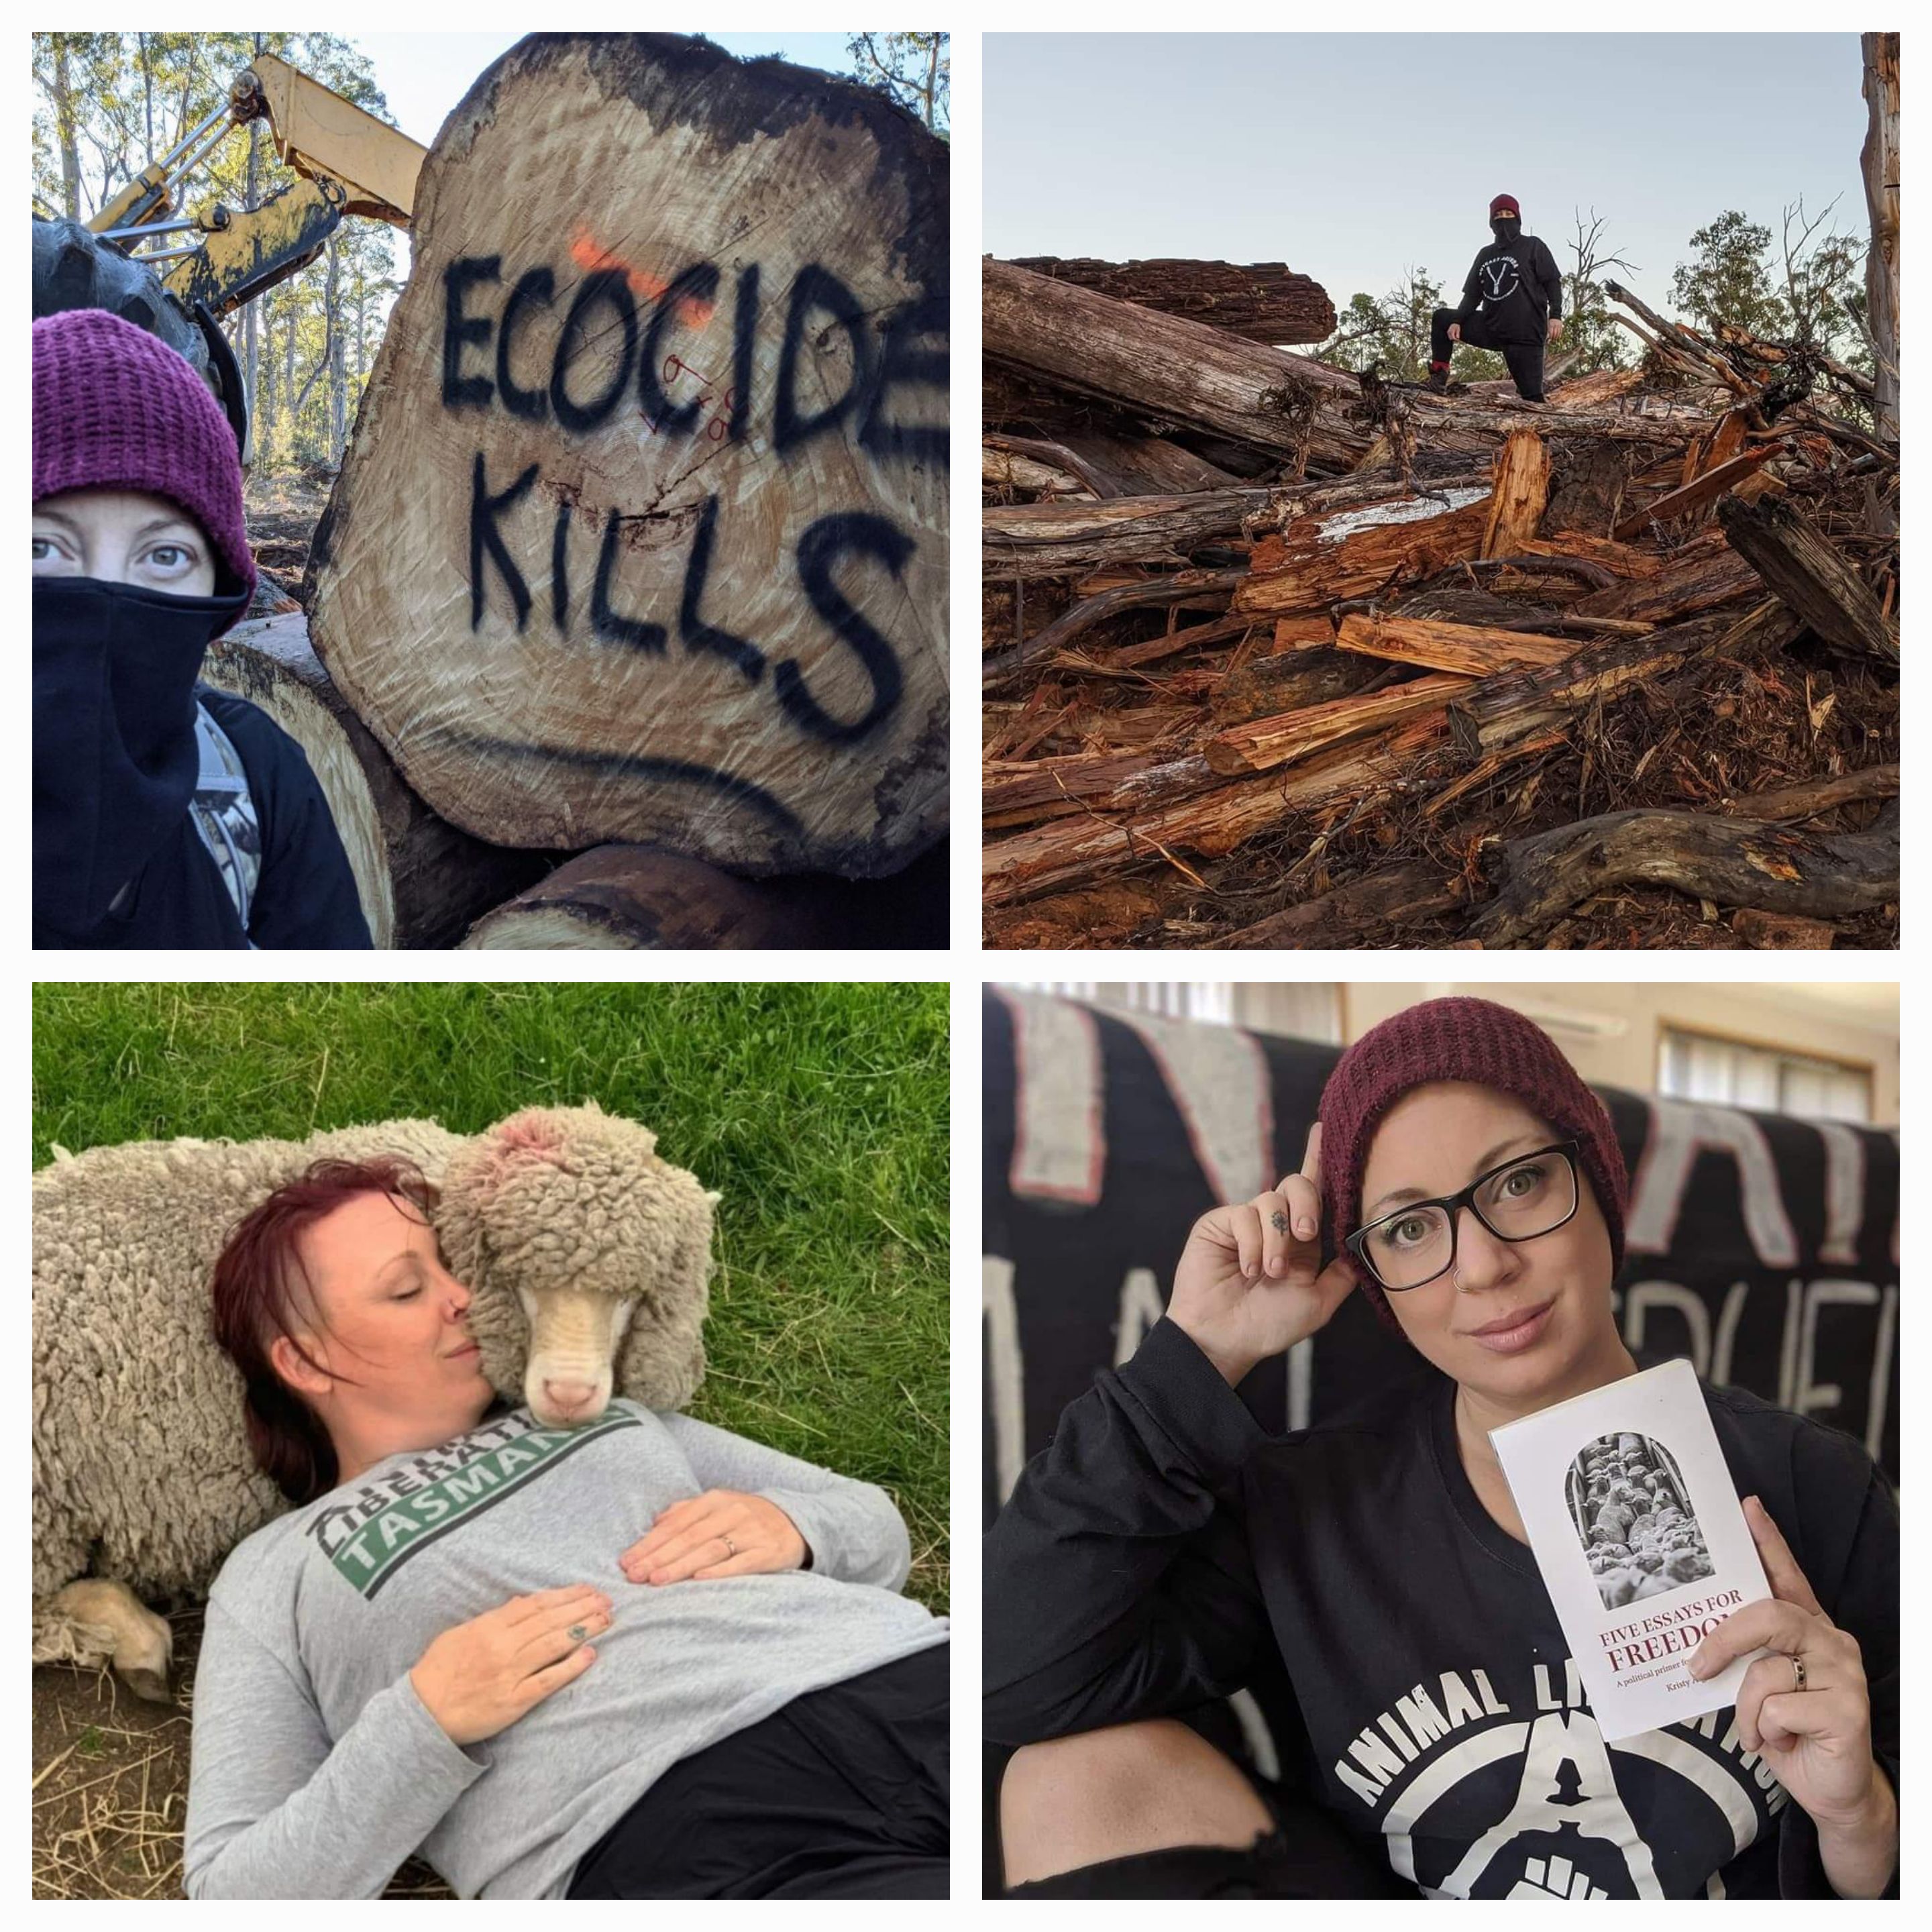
[34,575,251,934]
[1491,216,1521,245]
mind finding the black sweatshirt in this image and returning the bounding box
[1454,231,1564,343]
[984,1318,1898,1900]
[34,690,372,951]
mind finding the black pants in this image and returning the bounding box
[1430,307,1546,400]
[567,1644,949,1898]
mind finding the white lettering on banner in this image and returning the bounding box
[983,1254,1024,1504]
[1815,1123,1866,1265]
[1712,1282,1749,1387]
[1115,1267,1165,1367]
[996,990,1106,1205]
[1112,1010,1275,1205]
[1794,1279,1880,1420]
[1626,1099,1799,1266]
[1229,1688,1281,1783]
[1623,1281,1713,1373]
[1867,1283,1897,1462]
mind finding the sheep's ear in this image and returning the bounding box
[704,1189,722,1206]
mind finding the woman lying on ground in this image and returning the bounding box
[33,308,369,949]
[984,998,1896,1899]
[186,1159,948,1898]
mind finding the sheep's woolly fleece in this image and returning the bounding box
[33,1102,714,1609]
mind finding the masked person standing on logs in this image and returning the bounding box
[34,309,371,950]
[1427,194,1564,402]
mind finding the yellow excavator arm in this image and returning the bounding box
[89,52,424,319]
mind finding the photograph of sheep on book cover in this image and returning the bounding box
[32,980,949,1900]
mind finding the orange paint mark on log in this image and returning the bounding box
[567,226,715,327]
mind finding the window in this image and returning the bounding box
[997,982,1340,1042]
[1658,1027,1872,1124]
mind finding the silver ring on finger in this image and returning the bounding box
[722,1534,738,1558]
[1790,1654,1808,1693]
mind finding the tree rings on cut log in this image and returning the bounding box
[460,845,826,949]
[309,34,948,877]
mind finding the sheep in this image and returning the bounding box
[34,1101,715,1707]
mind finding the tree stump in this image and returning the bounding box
[459,845,826,949]
[309,34,949,877]
[205,614,549,948]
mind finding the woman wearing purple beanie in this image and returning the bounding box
[34,307,370,948]
[986,997,1896,1900]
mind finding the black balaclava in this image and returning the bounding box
[34,575,251,934]
[1491,214,1522,246]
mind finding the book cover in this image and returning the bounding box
[1489,1358,1771,1743]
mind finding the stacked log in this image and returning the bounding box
[1006,257,1335,344]
[286,33,949,945]
[983,265,1898,949]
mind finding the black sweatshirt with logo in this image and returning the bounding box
[1454,230,1565,343]
[983,1318,1898,1899]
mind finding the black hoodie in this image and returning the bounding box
[1454,220,1564,345]
[984,1318,1898,1899]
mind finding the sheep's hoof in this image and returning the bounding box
[119,1664,173,1706]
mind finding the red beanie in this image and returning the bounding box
[1318,997,1627,1331]
[32,307,256,610]
[1489,193,1521,220]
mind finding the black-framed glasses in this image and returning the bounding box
[1344,1141,1581,1291]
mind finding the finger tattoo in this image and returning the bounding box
[1271,1210,1289,1234]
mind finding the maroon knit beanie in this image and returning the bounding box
[1489,193,1521,221]
[1318,997,1627,1332]
[32,308,256,606]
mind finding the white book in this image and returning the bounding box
[1489,1358,1771,1743]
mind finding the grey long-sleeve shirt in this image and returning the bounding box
[183,1399,948,1898]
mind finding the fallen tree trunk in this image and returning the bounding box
[205,613,549,948]
[983,258,1371,472]
[1612,443,1783,539]
[1004,256,1336,344]
[1717,494,1900,664]
[459,844,828,948]
[983,488,1269,579]
[1233,490,1493,618]
[1469,807,1898,945]
[1860,33,1900,439]
[310,34,949,877]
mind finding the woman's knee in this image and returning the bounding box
[1000,1719,1273,1888]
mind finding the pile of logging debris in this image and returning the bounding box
[982,258,1898,949]
[207,36,949,949]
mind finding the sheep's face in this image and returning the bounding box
[435,1102,717,1427]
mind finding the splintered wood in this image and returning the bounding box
[983,260,1898,949]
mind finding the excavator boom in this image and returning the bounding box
[241,52,422,226]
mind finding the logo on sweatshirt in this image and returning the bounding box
[1481,256,1522,303]
[305,1407,642,1599]
[1332,1658,1786,1896]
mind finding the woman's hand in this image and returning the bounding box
[1167,1122,1358,1387]
[620,1489,807,1585]
[1689,1495,1896,1894]
[1448,321,1462,343]
[410,1584,609,1747]
[1547,317,1563,343]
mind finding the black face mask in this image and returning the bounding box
[1491,217,1521,245]
[34,575,251,934]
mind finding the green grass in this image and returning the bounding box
[32,981,949,1609]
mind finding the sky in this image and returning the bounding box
[985,34,1870,327]
[355,34,865,280]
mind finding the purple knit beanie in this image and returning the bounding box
[1319,997,1628,1331]
[33,308,256,606]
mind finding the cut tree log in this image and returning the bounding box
[1232,490,1493,618]
[205,612,550,948]
[459,845,827,948]
[983,488,1269,579]
[309,35,949,877]
[1004,256,1336,344]
[1717,494,1900,664]
[1204,674,1468,775]
[1469,807,1898,945]
[1335,613,1578,677]
[983,258,1371,473]
[1480,429,1549,558]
